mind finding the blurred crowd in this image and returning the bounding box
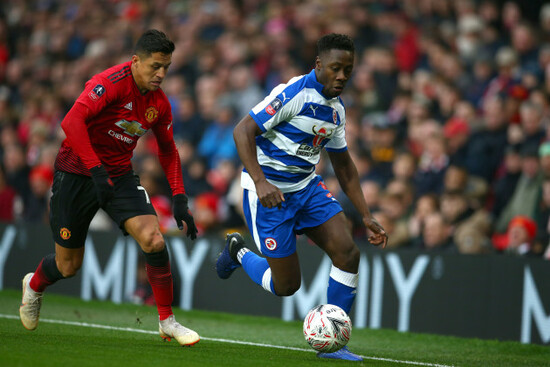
[1,0,550,259]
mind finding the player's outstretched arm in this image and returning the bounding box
[328,150,388,248]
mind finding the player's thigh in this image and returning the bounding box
[106,172,157,238]
[294,175,343,234]
[50,171,99,249]
[304,212,359,272]
[242,189,297,258]
[124,214,164,253]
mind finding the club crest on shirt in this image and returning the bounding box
[60,227,71,240]
[265,98,283,116]
[333,109,338,124]
[88,84,105,101]
[145,106,159,122]
[265,237,277,250]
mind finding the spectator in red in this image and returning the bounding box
[0,164,17,222]
[493,215,538,256]
[392,13,419,73]
[0,19,9,81]
[193,191,221,234]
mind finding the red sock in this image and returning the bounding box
[29,258,59,292]
[146,263,173,320]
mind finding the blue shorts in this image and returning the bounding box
[242,175,343,258]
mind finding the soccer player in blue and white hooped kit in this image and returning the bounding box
[216,33,388,361]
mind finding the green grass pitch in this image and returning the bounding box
[0,289,548,367]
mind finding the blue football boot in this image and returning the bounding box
[317,346,363,361]
[215,233,245,279]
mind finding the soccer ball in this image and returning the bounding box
[303,304,352,353]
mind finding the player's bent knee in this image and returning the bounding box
[139,232,165,253]
[57,260,82,278]
[349,245,360,261]
[331,244,360,273]
[274,280,301,296]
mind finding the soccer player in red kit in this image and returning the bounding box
[19,30,200,346]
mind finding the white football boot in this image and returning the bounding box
[19,273,43,330]
[159,314,200,346]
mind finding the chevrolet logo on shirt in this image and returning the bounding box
[115,119,147,137]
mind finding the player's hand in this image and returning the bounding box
[364,216,388,249]
[90,165,114,207]
[172,194,198,240]
[255,179,285,209]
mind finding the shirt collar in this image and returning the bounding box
[306,69,332,100]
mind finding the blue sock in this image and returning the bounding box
[327,265,358,314]
[241,251,276,294]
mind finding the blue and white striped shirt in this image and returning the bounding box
[241,69,348,193]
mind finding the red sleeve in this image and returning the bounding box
[61,76,115,170]
[77,78,113,117]
[60,102,102,170]
[153,117,185,196]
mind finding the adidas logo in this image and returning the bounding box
[124,102,132,110]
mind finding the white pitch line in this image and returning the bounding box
[0,313,456,367]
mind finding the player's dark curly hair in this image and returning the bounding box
[134,29,175,57]
[317,33,355,56]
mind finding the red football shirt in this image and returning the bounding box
[55,61,184,195]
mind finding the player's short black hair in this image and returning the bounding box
[134,29,175,57]
[317,33,355,56]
